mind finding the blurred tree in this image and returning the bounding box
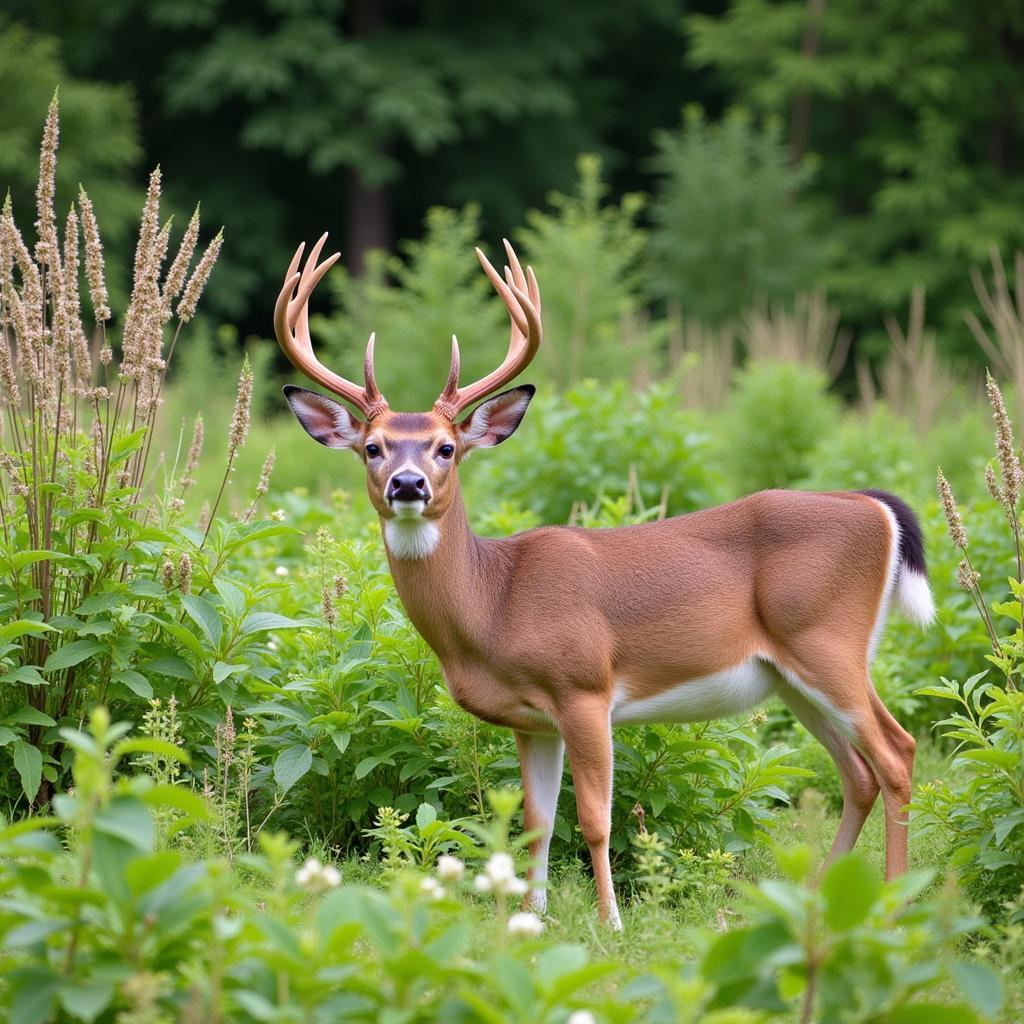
[14,0,699,332]
[647,105,825,323]
[0,21,141,294]
[516,154,647,388]
[687,0,1024,355]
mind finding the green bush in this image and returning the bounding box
[0,711,998,1023]
[716,360,839,494]
[463,379,721,524]
[647,106,826,324]
[516,154,648,388]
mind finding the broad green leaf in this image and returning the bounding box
[181,594,222,648]
[240,611,311,635]
[141,784,210,821]
[43,639,103,672]
[113,738,191,765]
[115,669,152,698]
[57,981,114,1024]
[95,797,154,851]
[274,744,312,793]
[0,619,58,642]
[12,739,42,802]
[0,666,47,686]
[821,853,880,930]
[416,802,437,830]
[950,960,1003,1018]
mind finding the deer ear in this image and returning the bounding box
[283,385,364,449]
[458,385,535,450]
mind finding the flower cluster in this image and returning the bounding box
[295,857,341,893]
[472,852,528,897]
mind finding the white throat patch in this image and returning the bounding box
[384,517,440,560]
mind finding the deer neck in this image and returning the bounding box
[381,481,505,661]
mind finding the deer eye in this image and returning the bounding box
[438,443,455,459]
[365,443,382,459]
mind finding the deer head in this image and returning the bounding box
[276,234,542,553]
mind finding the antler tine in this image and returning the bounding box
[274,234,389,419]
[432,242,542,419]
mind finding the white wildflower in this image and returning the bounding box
[420,877,444,901]
[270,508,286,522]
[275,565,289,577]
[484,852,515,885]
[507,911,544,937]
[267,640,278,652]
[473,874,494,893]
[294,857,341,893]
[568,1013,597,1024]
[436,854,465,881]
[506,877,529,897]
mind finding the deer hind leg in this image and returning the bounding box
[856,688,916,878]
[514,730,564,912]
[774,680,879,865]
[559,695,621,929]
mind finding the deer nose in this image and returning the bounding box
[388,472,428,502]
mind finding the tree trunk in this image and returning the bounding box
[346,0,392,273]
[788,0,826,165]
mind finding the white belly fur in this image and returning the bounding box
[611,658,779,726]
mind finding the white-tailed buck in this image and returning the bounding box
[276,234,935,928]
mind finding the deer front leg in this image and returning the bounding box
[561,697,621,929]
[515,730,564,912]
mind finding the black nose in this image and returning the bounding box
[388,472,428,502]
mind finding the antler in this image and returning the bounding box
[274,233,388,420]
[433,239,542,419]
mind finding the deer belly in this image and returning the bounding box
[611,659,776,726]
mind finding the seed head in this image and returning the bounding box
[985,463,1002,503]
[0,338,20,407]
[181,414,204,489]
[333,573,347,598]
[228,355,253,455]
[34,92,61,275]
[937,469,967,550]
[177,229,223,323]
[1,451,28,497]
[78,187,110,322]
[321,587,336,625]
[256,447,275,498]
[163,204,200,308]
[986,370,1021,512]
[957,558,980,594]
[162,559,175,591]
[176,551,192,595]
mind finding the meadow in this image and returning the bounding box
[2,100,1024,1023]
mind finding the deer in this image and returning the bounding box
[275,234,935,929]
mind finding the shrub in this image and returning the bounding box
[647,105,825,324]
[516,154,648,388]
[716,360,839,494]
[912,374,1024,920]
[463,379,721,524]
[0,99,289,806]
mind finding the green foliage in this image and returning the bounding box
[0,715,999,1023]
[716,360,839,493]
[0,23,141,257]
[516,153,647,388]
[913,668,1024,919]
[687,0,1024,344]
[684,850,998,1023]
[464,380,721,524]
[647,106,825,324]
